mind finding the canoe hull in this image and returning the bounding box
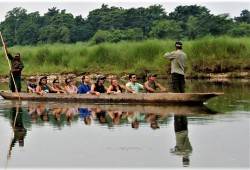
[0,91,223,105]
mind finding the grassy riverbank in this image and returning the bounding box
[0,36,249,78]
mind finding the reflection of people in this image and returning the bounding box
[65,107,78,122]
[164,42,187,93]
[51,107,63,121]
[95,110,107,124]
[107,111,125,125]
[28,104,38,122]
[5,45,25,92]
[127,111,145,129]
[171,115,192,167]
[78,107,92,125]
[145,113,160,129]
[8,106,27,159]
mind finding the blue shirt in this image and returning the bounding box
[78,83,91,94]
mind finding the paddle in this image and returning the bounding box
[0,31,21,100]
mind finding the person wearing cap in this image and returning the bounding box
[126,74,144,93]
[78,75,91,94]
[27,76,37,93]
[164,41,187,93]
[90,75,107,96]
[5,45,24,92]
[144,73,166,93]
[36,76,52,96]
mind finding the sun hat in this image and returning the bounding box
[29,76,37,81]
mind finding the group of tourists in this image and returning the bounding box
[5,41,187,94]
[26,73,167,96]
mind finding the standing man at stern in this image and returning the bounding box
[164,42,187,93]
[5,44,24,92]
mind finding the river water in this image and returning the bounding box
[0,79,249,169]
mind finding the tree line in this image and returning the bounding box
[0,4,249,46]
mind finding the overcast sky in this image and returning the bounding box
[0,0,249,22]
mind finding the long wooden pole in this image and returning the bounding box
[0,31,21,100]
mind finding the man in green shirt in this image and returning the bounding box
[6,49,24,92]
[164,42,187,93]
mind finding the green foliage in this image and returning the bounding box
[234,9,250,23]
[187,36,250,73]
[1,5,248,47]
[149,20,183,39]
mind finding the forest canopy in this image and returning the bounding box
[0,4,249,46]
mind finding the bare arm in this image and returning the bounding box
[144,82,156,93]
[35,86,44,96]
[107,85,115,94]
[64,86,70,94]
[73,85,78,94]
[126,85,134,93]
[156,82,166,92]
[90,84,101,96]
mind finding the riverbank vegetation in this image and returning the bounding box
[0,36,249,78]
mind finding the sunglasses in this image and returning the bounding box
[54,82,59,83]
[131,77,137,79]
[67,81,71,83]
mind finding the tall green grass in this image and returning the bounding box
[0,36,249,78]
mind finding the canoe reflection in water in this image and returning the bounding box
[171,115,193,167]
[2,101,220,168]
[26,102,188,129]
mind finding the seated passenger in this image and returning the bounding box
[126,74,144,93]
[78,75,91,94]
[107,78,127,94]
[90,75,107,96]
[51,78,65,93]
[144,73,166,93]
[64,78,78,94]
[27,76,37,93]
[36,76,52,96]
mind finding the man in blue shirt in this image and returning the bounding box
[78,75,91,94]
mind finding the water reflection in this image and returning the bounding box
[2,102,218,129]
[171,115,192,167]
[1,101,219,168]
[8,104,27,161]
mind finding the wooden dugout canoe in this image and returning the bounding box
[0,91,223,105]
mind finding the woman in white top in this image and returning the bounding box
[64,78,78,94]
